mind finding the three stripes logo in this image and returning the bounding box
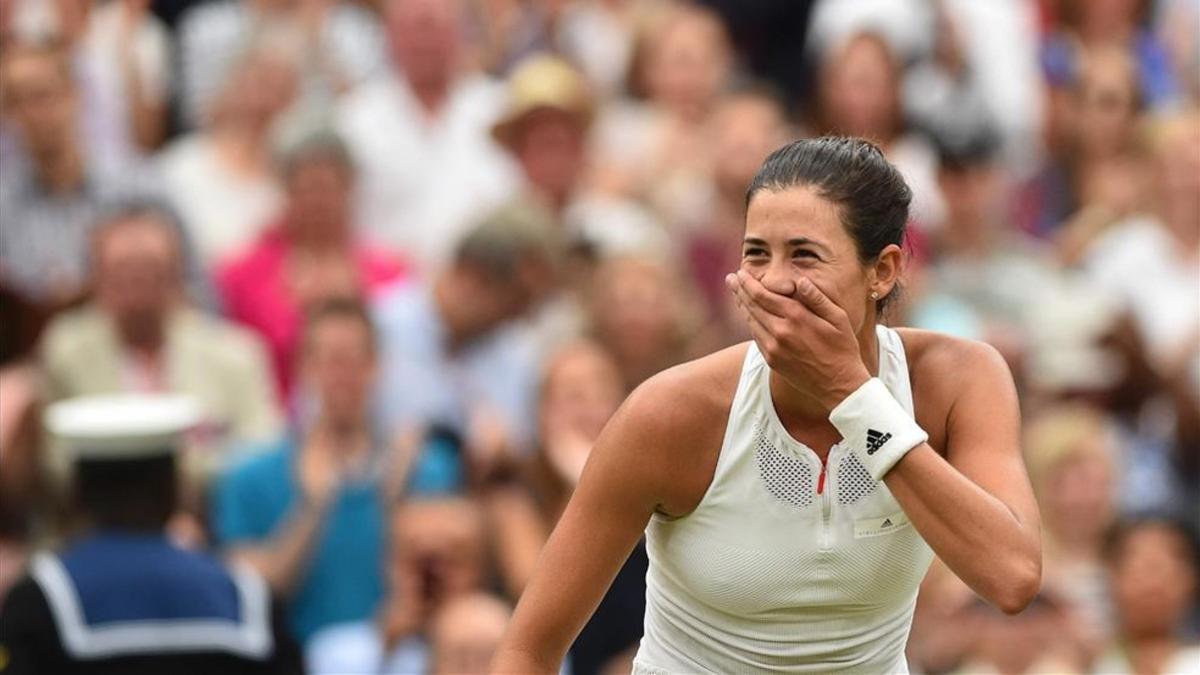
[865,428,892,455]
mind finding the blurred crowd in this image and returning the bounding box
[0,0,1197,673]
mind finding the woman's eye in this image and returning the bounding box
[743,248,767,258]
[793,249,819,260]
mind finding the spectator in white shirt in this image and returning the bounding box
[337,0,520,270]
[3,0,171,161]
[75,0,170,156]
[0,41,177,307]
[157,44,294,266]
[177,0,384,130]
[1081,110,1200,377]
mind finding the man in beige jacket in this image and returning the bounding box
[41,203,281,473]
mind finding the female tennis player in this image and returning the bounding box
[492,137,1042,674]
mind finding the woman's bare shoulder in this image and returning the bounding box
[894,328,1010,381]
[894,328,1016,446]
[624,342,751,430]
[611,342,751,515]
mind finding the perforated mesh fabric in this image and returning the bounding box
[754,429,814,509]
[638,328,935,674]
[837,452,878,505]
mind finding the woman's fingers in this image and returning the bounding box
[733,292,806,377]
[794,277,849,329]
[728,276,780,345]
[734,285,788,338]
[738,297,778,353]
[731,271,793,319]
[730,269,839,329]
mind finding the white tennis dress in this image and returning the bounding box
[633,325,934,674]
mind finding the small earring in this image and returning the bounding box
[870,291,879,300]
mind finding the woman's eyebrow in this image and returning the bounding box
[743,236,830,255]
[786,237,829,253]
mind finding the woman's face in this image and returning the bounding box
[286,158,353,241]
[591,259,683,372]
[1043,447,1115,543]
[538,343,624,484]
[540,343,624,442]
[643,9,730,118]
[741,185,887,335]
[819,35,900,140]
[711,96,787,198]
[1112,524,1197,637]
[216,51,296,128]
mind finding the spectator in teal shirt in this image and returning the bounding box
[211,298,460,643]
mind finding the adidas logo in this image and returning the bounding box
[881,518,893,528]
[865,429,892,455]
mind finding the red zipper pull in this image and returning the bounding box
[817,458,828,495]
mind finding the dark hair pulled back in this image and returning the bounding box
[746,136,912,311]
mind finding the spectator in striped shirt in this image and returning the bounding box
[0,41,167,308]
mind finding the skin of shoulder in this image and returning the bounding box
[895,327,1017,455]
[610,342,750,517]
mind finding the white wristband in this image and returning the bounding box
[829,378,928,481]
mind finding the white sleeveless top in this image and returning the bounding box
[633,325,934,674]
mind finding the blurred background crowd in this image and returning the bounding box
[0,0,1197,672]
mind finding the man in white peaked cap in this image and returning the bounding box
[0,394,302,675]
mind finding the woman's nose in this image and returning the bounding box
[760,263,797,298]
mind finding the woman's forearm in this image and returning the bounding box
[491,647,559,675]
[884,445,1040,613]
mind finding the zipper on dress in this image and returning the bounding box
[818,450,833,551]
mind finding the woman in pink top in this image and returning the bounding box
[218,131,408,402]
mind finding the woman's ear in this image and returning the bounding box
[871,243,904,300]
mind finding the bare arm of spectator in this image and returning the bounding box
[118,0,168,151]
[1162,331,1200,474]
[464,404,552,598]
[1055,160,1146,265]
[485,397,606,599]
[226,430,344,594]
[381,426,423,505]
[482,482,548,599]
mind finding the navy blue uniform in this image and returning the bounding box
[0,532,302,675]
